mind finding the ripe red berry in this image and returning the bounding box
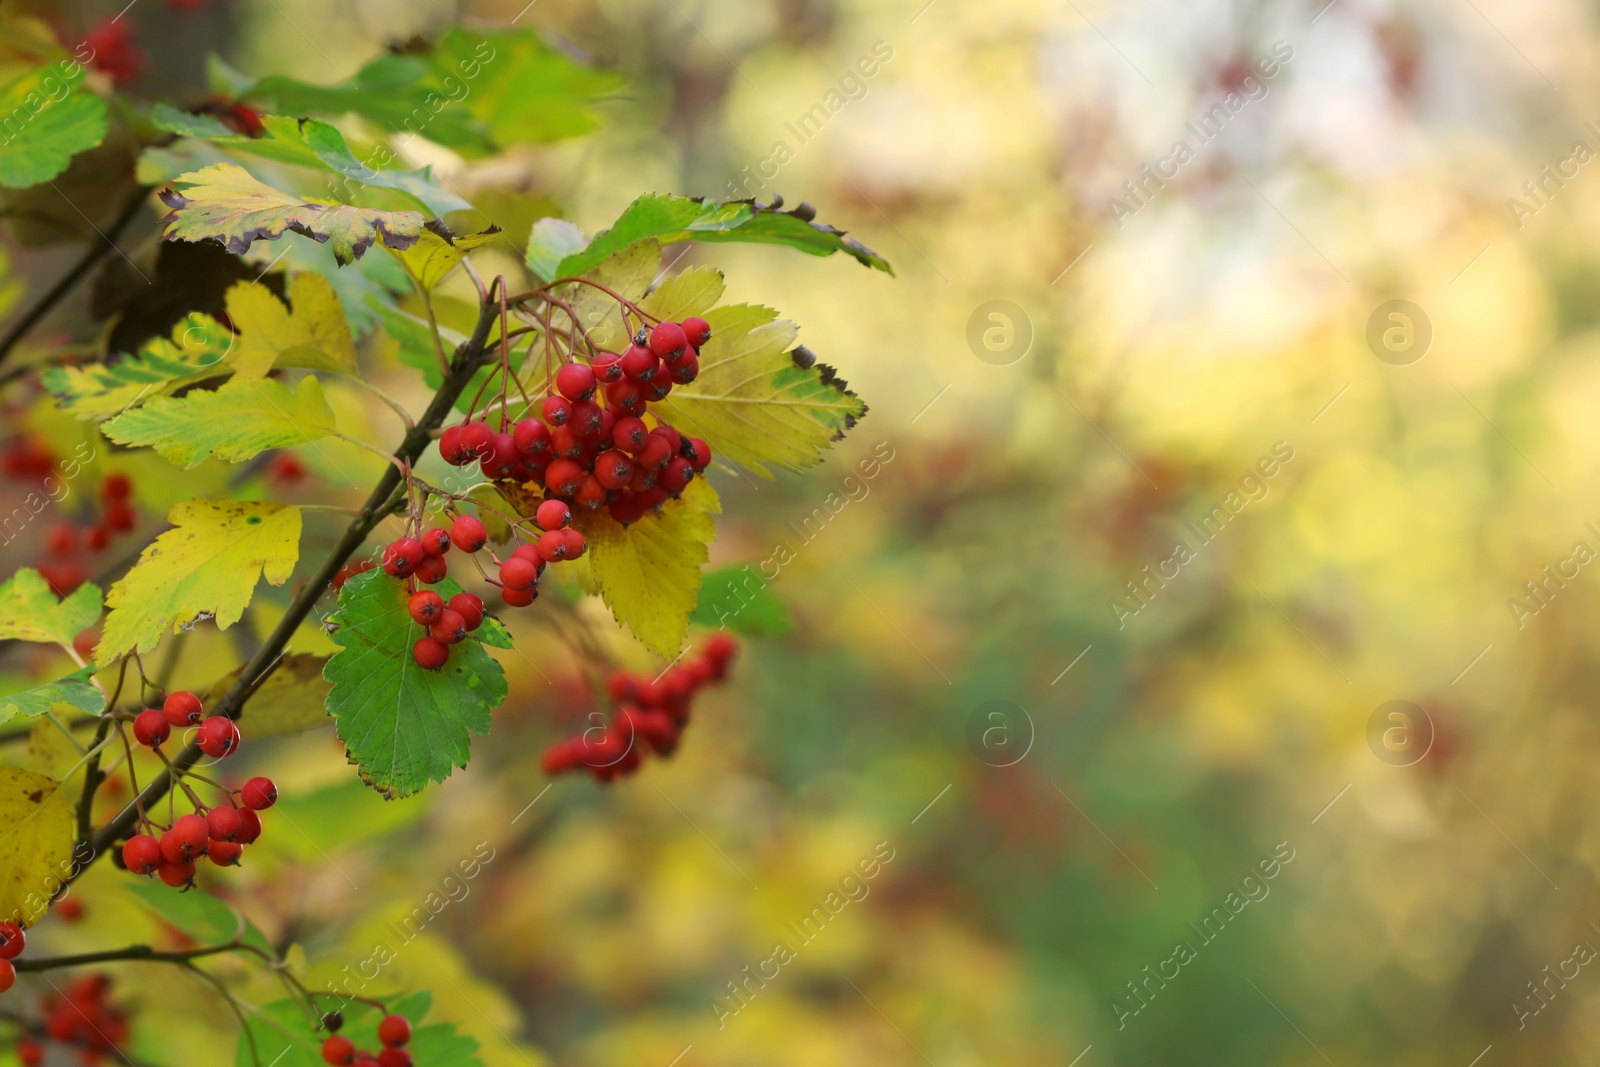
[537,530,570,562]
[556,362,597,402]
[660,457,694,495]
[638,435,672,471]
[208,840,244,866]
[414,636,450,670]
[103,471,133,500]
[207,806,241,841]
[649,321,689,359]
[643,378,673,403]
[621,344,660,383]
[459,421,493,458]
[0,921,24,960]
[85,524,110,551]
[46,524,75,556]
[605,379,645,416]
[322,1035,357,1066]
[592,351,624,383]
[242,777,278,810]
[688,438,712,471]
[378,1013,412,1047]
[499,557,539,591]
[408,590,444,625]
[430,609,468,645]
[123,834,162,875]
[0,959,14,994]
[502,584,536,607]
[535,499,571,531]
[571,400,604,436]
[513,418,550,456]
[542,396,571,426]
[451,515,488,553]
[158,860,196,887]
[448,593,484,631]
[197,716,240,759]
[609,493,646,526]
[16,1036,42,1066]
[163,691,203,727]
[543,459,585,499]
[562,528,587,560]
[593,450,635,491]
[414,554,449,584]
[105,501,137,531]
[133,709,170,748]
[682,317,712,347]
[549,425,582,460]
[421,528,451,555]
[667,352,699,384]
[439,425,470,465]
[378,1049,413,1067]
[382,537,426,578]
[575,476,608,511]
[236,808,263,844]
[163,814,210,862]
[611,416,648,454]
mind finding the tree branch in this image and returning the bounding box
[78,295,504,877]
[12,941,264,972]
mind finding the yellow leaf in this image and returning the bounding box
[639,264,725,321]
[0,767,76,926]
[27,718,80,780]
[97,500,302,664]
[0,569,102,649]
[581,477,720,658]
[101,375,337,469]
[203,653,332,737]
[225,273,357,380]
[390,224,502,292]
[567,238,661,353]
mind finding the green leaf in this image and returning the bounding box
[43,312,234,421]
[580,477,720,658]
[690,567,793,637]
[0,65,109,189]
[159,162,427,266]
[0,767,75,926]
[125,880,273,956]
[324,570,508,798]
[97,500,302,664]
[556,193,892,279]
[525,217,587,281]
[148,101,236,139]
[0,569,102,650]
[0,667,104,727]
[237,992,481,1067]
[102,376,337,468]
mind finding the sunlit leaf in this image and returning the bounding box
[0,64,108,189]
[390,222,501,292]
[0,767,76,926]
[102,376,337,468]
[97,500,302,664]
[0,667,104,727]
[224,273,357,380]
[324,570,508,799]
[43,312,234,421]
[0,569,102,650]
[159,163,427,266]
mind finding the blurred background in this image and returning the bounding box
[7,0,1600,1063]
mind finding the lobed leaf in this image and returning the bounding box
[323,570,508,799]
[0,767,76,926]
[0,64,108,189]
[102,375,337,468]
[224,273,357,380]
[0,666,104,727]
[389,222,502,292]
[0,569,102,650]
[97,500,302,664]
[43,312,234,421]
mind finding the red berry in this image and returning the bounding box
[536,499,571,531]
[592,351,624,383]
[0,959,14,994]
[451,515,488,553]
[0,921,24,960]
[499,557,539,590]
[106,500,137,531]
[562,528,587,560]
[439,425,470,465]
[382,537,426,578]
[208,839,244,866]
[571,400,604,437]
[197,716,240,758]
[609,493,646,525]
[575,476,608,511]
[163,691,203,727]
[84,524,110,551]
[448,593,484,631]
[421,528,451,555]
[236,808,263,844]
[378,1013,412,1047]
[207,806,241,841]
[123,834,163,875]
[660,457,694,495]
[133,709,170,747]
[502,584,536,607]
[322,1035,357,1066]
[17,1036,42,1066]
[377,1049,412,1067]
[513,418,550,456]
[158,860,195,887]
[621,344,659,383]
[543,459,585,499]
[667,351,699,384]
[537,530,569,562]
[414,554,449,584]
[688,438,712,471]
[649,321,689,359]
[430,609,468,645]
[46,524,76,556]
[549,425,583,460]
[643,378,673,402]
[638,436,672,471]
[605,379,645,416]
[556,362,597,402]
[542,396,571,426]
[163,814,210,862]
[53,896,84,921]
[682,317,712,347]
[409,590,444,625]
[594,450,635,491]
[242,777,278,810]
[459,421,493,458]
[413,636,450,670]
[103,472,132,499]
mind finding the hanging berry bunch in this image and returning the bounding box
[119,691,277,889]
[542,634,738,781]
[321,1010,415,1067]
[12,974,129,1065]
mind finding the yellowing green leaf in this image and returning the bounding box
[648,303,866,477]
[203,653,332,737]
[390,224,501,292]
[0,65,108,190]
[0,767,76,926]
[102,376,337,468]
[639,264,725,321]
[43,312,234,421]
[0,569,102,649]
[225,273,356,379]
[582,477,720,658]
[97,500,302,664]
[159,162,427,266]
[0,666,103,727]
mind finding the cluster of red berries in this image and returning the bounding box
[0,920,23,995]
[542,634,738,781]
[0,436,54,480]
[35,473,138,598]
[13,974,128,1065]
[439,318,714,526]
[379,518,497,671]
[321,1011,414,1067]
[120,691,278,888]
